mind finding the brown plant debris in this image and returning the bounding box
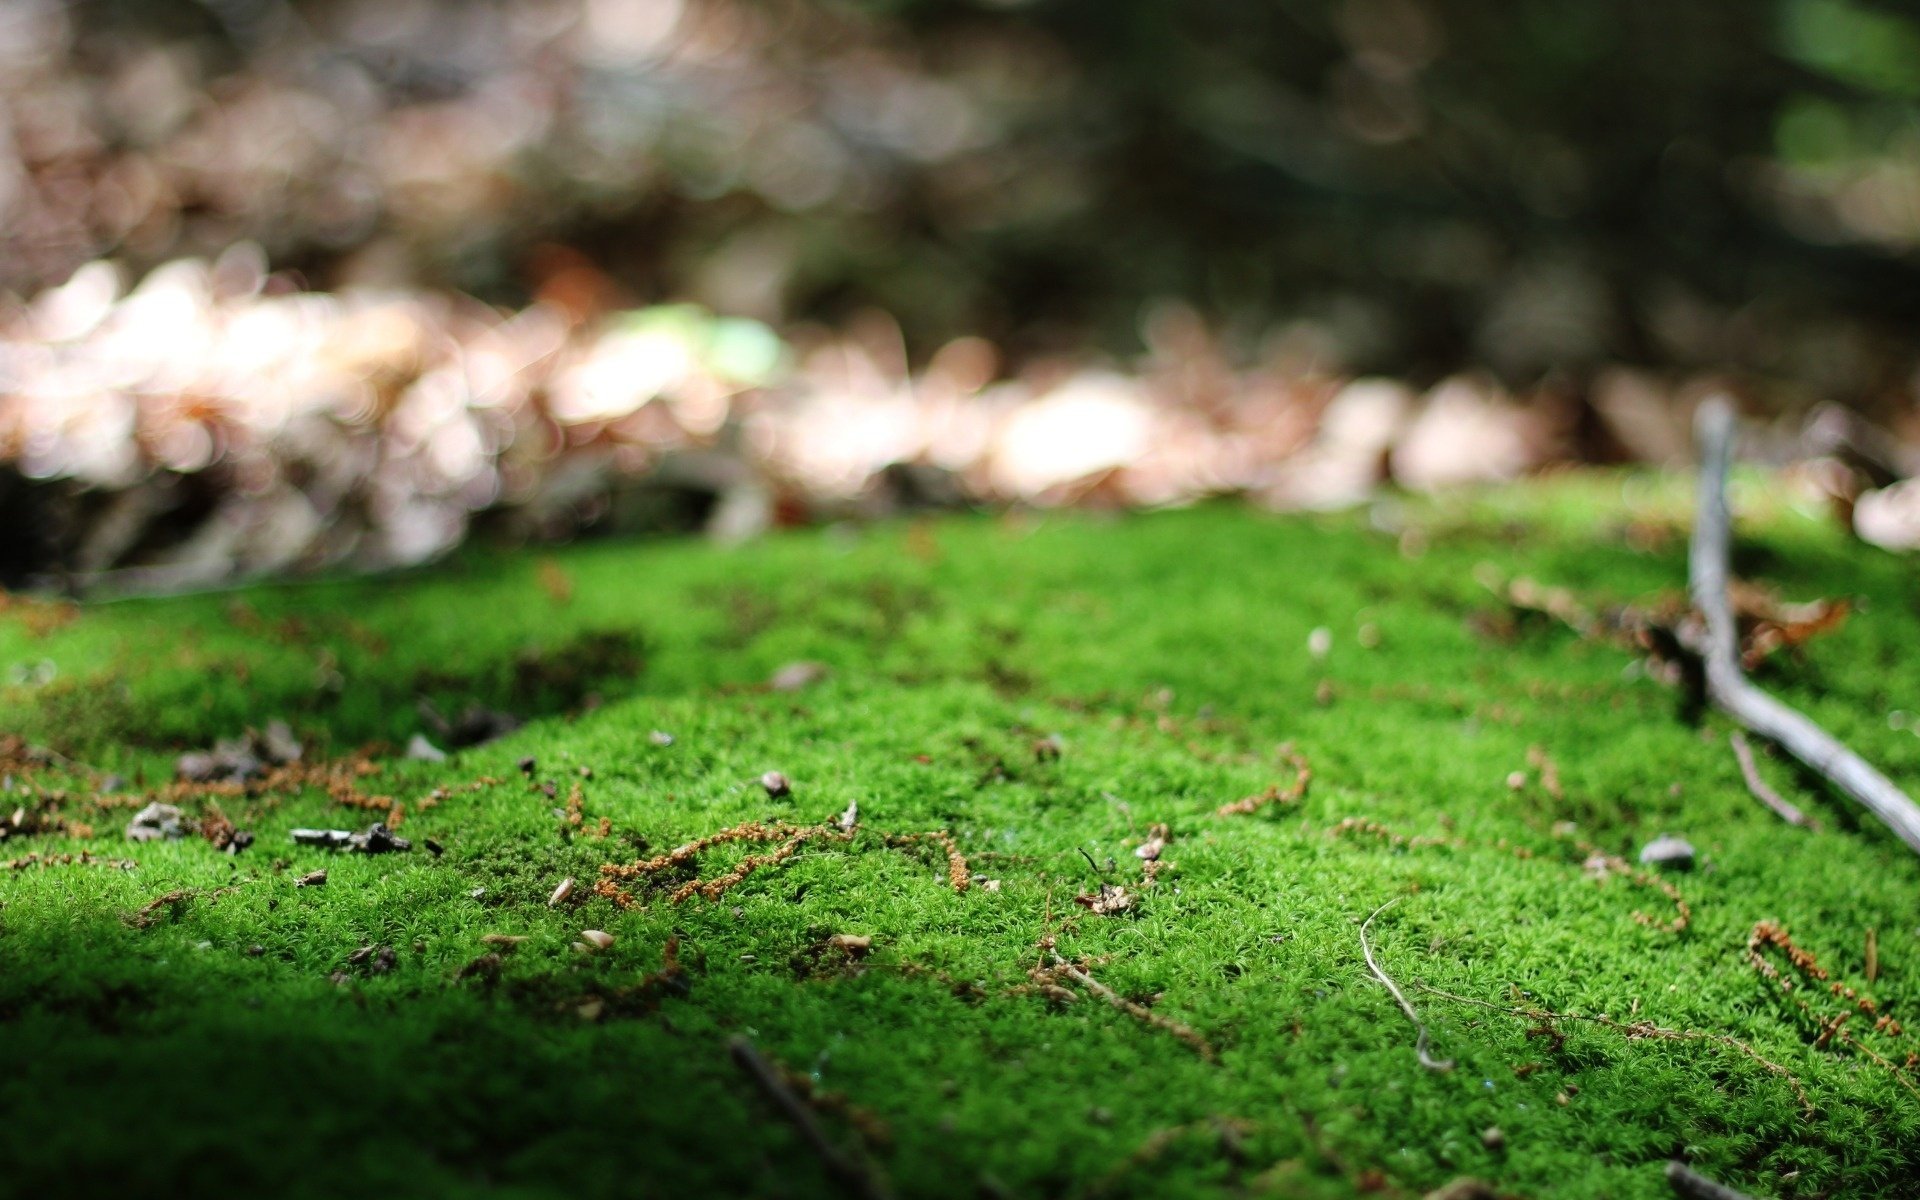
[600,819,852,906]
[1525,745,1564,801]
[1566,835,1691,934]
[124,888,194,928]
[1216,746,1312,815]
[884,830,970,892]
[730,1036,892,1200]
[1074,883,1134,916]
[198,800,254,854]
[1081,1117,1255,1197]
[0,588,79,637]
[1043,953,1215,1060]
[1327,816,1459,851]
[6,849,136,871]
[1416,983,1811,1114]
[1747,921,1915,1093]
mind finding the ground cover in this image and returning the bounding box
[3,476,1918,1199]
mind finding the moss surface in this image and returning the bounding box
[4,476,1919,1199]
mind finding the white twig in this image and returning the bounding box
[1358,898,1453,1072]
[1688,396,1920,857]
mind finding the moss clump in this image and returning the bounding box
[3,476,1918,1199]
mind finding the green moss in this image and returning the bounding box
[3,475,1919,1199]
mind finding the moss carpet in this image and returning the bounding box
[3,476,1919,1199]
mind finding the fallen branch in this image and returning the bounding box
[1729,732,1817,830]
[1358,898,1453,1072]
[729,1036,892,1200]
[1687,396,1920,857]
[1665,1161,1754,1200]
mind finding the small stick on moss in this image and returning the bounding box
[1687,397,1920,856]
[1867,927,1880,984]
[1359,898,1453,1072]
[1049,954,1215,1060]
[1665,1161,1754,1200]
[1729,733,1817,830]
[1217,746,1311,815]
[1416,983,1811,1113]
[729,1036,891,1200]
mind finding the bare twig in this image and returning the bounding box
[1049,954,1216,1060]
[729,1036,892,1200]
[1688,396,1920,857]
[1415,983,1810,1113]
[1729,732,1817,830]
[1665,1161,1755,1200]
[1358,898,1453,1072]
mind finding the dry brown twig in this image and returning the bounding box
[1047,953,1215,1060]
[1216,746,1311,815]
[1687,396,1920,856]
[1359,898,1453,1072]
[729,1036,892,1200]
[1728,732,1818,830]
[1415,982,1812,1114]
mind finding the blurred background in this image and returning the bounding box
[7,0,1920,591]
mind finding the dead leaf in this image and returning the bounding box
[1074,884,1133,916]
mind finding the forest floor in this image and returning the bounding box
[3,474,1919,1200]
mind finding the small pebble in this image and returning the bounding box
[405,734,447,763]
[1481,1126,1505,1150]
[1505,771,1527,790]
[295,869,327,888]
[1307,627,1332,659]
[579,929,615,951]
[549,877,575,906]
[1637,834,1696,871]
[769,661,829,692]
[649,730,674,747]
[760,771,791,799]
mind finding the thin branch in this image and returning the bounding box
[1414,983,1810,1113]
[729,1036,892,1200]
[1358,898,1453,1072]
[1665,1161,1755,1200]
[1687,396,1920,857]
[1049,954,1216,1060]
[1729,732,1817,830]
